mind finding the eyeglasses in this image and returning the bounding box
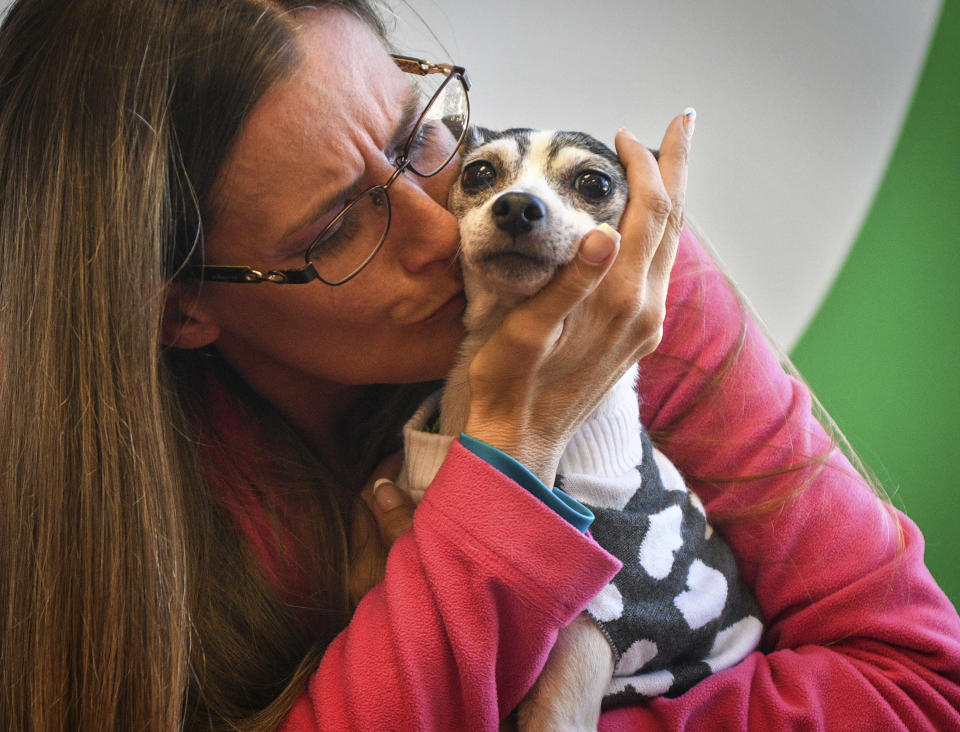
[187,55,470,285]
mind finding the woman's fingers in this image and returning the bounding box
[658,108,694,210]
[505,225,621,351]
[350,453,412,604]
[613,127,672,272]
[600,112,692,320]
[613,111,692,279]
[369,477,415,547]
[650,109,694,279]
[359,452,414,549]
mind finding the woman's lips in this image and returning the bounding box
[419,291,467,324]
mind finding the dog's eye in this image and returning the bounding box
[461,160,498,191]
[574,171,612,201]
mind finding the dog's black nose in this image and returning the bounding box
[491,192,546,236]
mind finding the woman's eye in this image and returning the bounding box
[574,170,612,201]
[309,208,357,260]
[370,189,387,209]
[461,160,497,191]
[405,121,439,165]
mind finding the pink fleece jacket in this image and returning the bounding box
[277,228,960,730]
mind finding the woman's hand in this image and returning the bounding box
[464,112,693,484]
[348,453,415,605]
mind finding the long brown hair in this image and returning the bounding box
[0,0,422,729]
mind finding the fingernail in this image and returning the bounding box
[617,127,638,142]
[682,107,696,138]
[579,224,620,263]
[373,478,404,511]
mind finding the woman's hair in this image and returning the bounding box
[0,0,422,729]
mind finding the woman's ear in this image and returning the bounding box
[161,282,221,348]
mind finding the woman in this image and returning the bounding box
[1,0,957,730]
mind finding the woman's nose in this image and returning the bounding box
[387,169,461,272]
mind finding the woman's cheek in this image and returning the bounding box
[429,155,462,206]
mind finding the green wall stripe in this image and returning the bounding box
[791,2,959,606]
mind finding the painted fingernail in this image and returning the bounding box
[682,107,696,138]
[373,478,404,511]
[580,224,620,263]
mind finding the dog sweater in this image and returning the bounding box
[399,389,762,707]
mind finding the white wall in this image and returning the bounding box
[390,0,942,348]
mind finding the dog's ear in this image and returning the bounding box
[462,125,494,154]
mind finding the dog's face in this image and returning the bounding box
[449,128,627,297]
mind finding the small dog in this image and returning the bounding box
[400,128,762,729]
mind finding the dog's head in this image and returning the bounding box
[449,127,627,298]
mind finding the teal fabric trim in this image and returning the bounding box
[459,433,594,533]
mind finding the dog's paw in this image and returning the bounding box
[513,614,611,731]
[515,698,598,732]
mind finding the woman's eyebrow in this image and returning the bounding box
[387,84,423,155]
[281,85,423,242]
[281,175,363,242]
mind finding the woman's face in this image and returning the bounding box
[185,8,466,425]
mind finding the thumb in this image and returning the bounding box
[520,224,620,327]
[369,477,415,548]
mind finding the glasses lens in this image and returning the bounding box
[406,74,469,177]
[307,187,390,284]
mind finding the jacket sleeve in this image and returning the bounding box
[598,228,960,730]
[281,441,621,731]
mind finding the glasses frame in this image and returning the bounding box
[187,55,471,286]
